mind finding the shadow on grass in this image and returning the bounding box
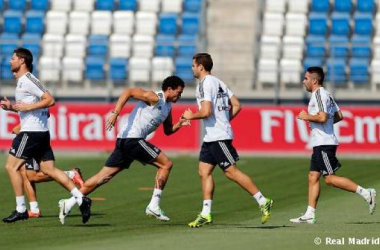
[70,223,112,227]
[39,213,106,218]
[346,221,380,225]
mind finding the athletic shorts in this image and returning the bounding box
[9,131,55,163]
[25,158,40,171]
[199,140,239,170]
[310,145,341,176]
[105,138,161,169]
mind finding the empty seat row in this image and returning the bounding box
[309,12,373,36]
[0,0,202,13]
[256,57,373,85]
[0,10,200,37]
[311,0,375,13]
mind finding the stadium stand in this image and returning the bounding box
[0,0,206,97]
[256,0,379,93]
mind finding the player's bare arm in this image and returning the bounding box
[333,110,344,124]
[12,124,21,135]
[163,112,191,136]
[298,110,328,123]
[229,95,241,121]
[182,101,212,120]
[13,92,55,112]
[106,88,160,130]
[1,96,17,112]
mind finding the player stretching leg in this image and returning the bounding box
[58,76,189,225]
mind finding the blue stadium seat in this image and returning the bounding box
[349,58,369,84]
[306,35,326,58]
[31,0,49,11]
[119,0,137,11]
[109,58,128,81]
[9,0,26,10]
[155,34,176,57]
[311,0,330,12]
[159,13,178,35]
[86,57,105,80]
[308,12,328,35]
[331,12,350,36]
[357,0,375,13]
[4,10,23,34]
[1,56,13,79]
[0,33,19,57]
[354,12,373,35]
[182,13,200,35]
[303,57,324,71]
[178,34,197,56]
[26,11,45,34]
[351,35,371,58]
[334,0,352,13]
[326,58,347,85]
[0,0,4,10]
[96,0,115,11]
[184,0,203,12]
[22,33,42,57]
[329,35,349,58]
[88,35,108,58]
[175,56,194,82]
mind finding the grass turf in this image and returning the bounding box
[0,155,380,250]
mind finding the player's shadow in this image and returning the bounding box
[71,223,112,227]
[40,213,106,218]
[346,221,380,225]
[189,223,294,229]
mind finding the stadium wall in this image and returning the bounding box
[1,103,380,155]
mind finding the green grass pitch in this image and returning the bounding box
[0,155,380,250]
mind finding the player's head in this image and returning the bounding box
[162,75,185,103]
[304,66,324,92]
[192,53,213,79]
[11,48,34,74]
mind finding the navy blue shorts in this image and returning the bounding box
[199,140,239,170]
[310,145,341,176]
[105,138,161,169]
[10,131,55,163]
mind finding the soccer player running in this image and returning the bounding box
[0,48,91,223]
[290,67,376,224]
[58,76,188,225]
[182,53,273,228]
[12,124,85,218]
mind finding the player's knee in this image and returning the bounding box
[308,172,319,183]
[324,176,334,186]
[5,163,17,172]
[163,159,173,171]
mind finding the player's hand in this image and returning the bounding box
[13,102,30,112]
[179,117,191,127]
[298,110,308,120]
[182,109,193,120]
[106,112,118,131]
[1,96,12,110]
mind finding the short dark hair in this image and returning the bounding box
[193,53,213,72]
[307,66,324,85]
[14,48,34,73]
[161,75,185,91]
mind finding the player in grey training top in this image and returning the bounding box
[290,66,376,224]
[0,48,91,224]
[58,76,189,225]
[183,53,273,228]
